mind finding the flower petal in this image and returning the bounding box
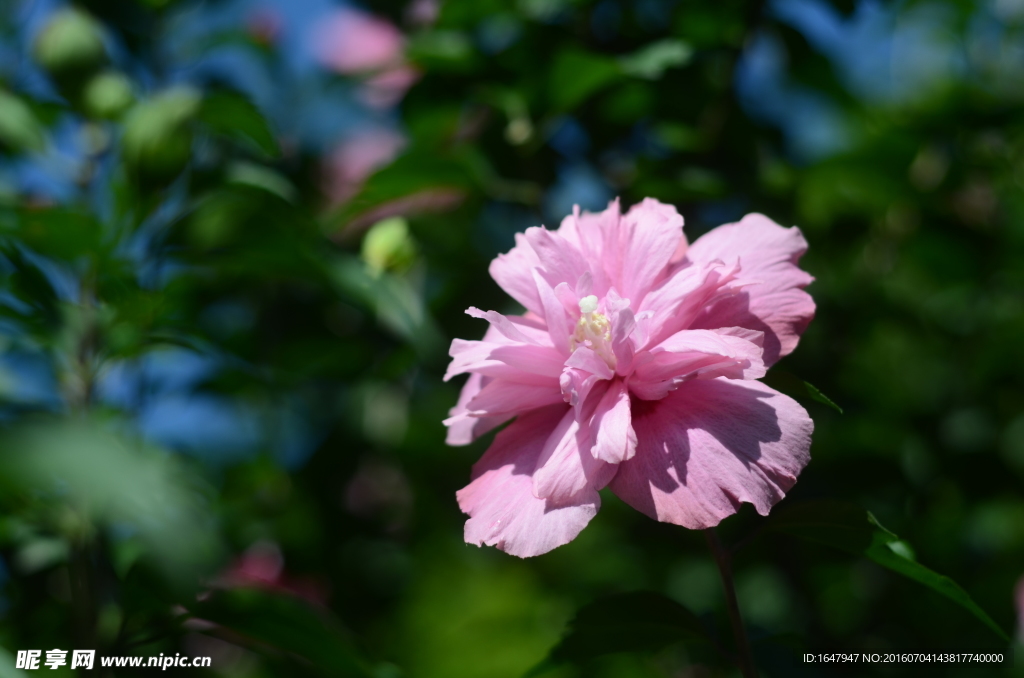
[460,378,564,418]
[445,373,510,445]
[534,270,572,355]
[489,232,544,316]
[446,339,565,383]
[590,379,636,463]
[617,198,685,305]
[557,201,619,296]
[560,346,614,409]
[457,404,600,557]
[686,213,815,365]
[465,307,540,344]
[525,226,592,293]
[638,259,745,350]
[609,378,812,529]
[629,329,766,401]
[532,404,616,505]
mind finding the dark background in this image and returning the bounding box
[0,0,1022,675]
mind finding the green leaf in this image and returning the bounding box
[803,380,843,414]
[549,49,622,111]
[0,90,47,153]
[331,256,444,359]
[619,39,693,80]
[762,370,843,414]
[0,646,27,678]
[0,421,223,587]
[406,30,476,71]
[199,91,280,159]
[527,591,712,676]
[187,589,373,677]
[226,162,297,202]
[764,501,1008,641]
[326,149,472,237]
[2,206,105,262]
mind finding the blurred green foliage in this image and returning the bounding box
[1,0,1023,676]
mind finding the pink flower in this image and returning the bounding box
[444,199,815,557]
[314,8,405,74]
[312,8,421,109]
[322,127,406,206]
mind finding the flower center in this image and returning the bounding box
[570,295,616,368]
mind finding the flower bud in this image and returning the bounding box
[82,71,134,120]
[361,217,417,275]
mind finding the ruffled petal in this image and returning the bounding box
[445,373,510,445]
[458,378,564,418]
[445,339,566,383]
[532,404,616,505]
[590,379,636,463]
[560,347,614,410]
[638,259,746,350]
[629,329,766,401]
[609,378,812,529]
[686,213,814,365]
[557,201,619,296]
[525,226,592,293]
[616,198,685,305]
[457,405,600,557]
[489,232,545,316]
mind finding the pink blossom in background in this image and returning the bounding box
[322,127,406,206]
[358,64,421,109]
[314,8,404,74]
[312,8,420,109]
[215,540,329,604]
[405,0,440,27]
[445,199,815,557]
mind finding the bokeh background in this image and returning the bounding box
[1,0,1023,675]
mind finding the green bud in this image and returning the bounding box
[362,217,417,276]
[32,9,107,79]
[121,87,201,187]
[82,71,134,120]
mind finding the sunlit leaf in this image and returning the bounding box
[0,421,223,587]
[803,381,843,414]
[0,90,47,153]
[763,501,1008,641]
[762,370,843,414]
[407,30,476,70]
[0,646,27,678]
[619,39,693,80]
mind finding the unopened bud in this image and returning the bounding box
[83,71,134,120]
[362,217,417,275]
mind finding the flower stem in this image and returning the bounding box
[705,527,757,678]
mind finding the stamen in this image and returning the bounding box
[570,296,615,368]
